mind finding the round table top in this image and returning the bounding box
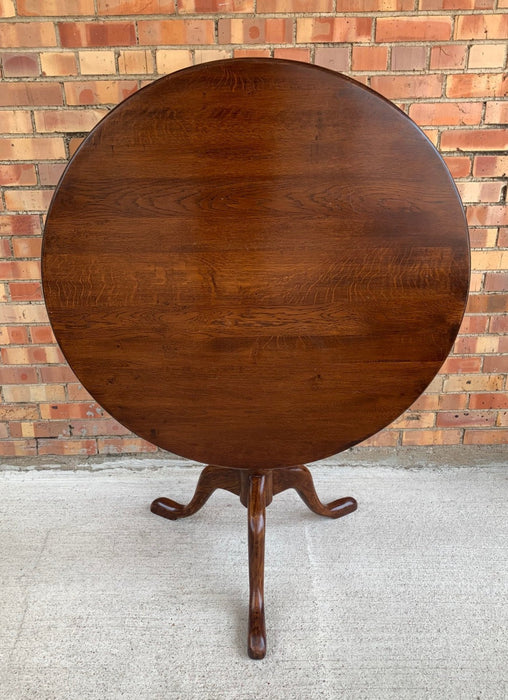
[42,58,469,469]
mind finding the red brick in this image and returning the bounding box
[352,46,387,72]
[0,82,63,106]
[69,137,85,155]
[97,437,158,454]
[499,229,508,248]
[370,75,442,99]
[273,48,311,62]
[410,102,482,127]
[467,206,508,227]
[376,16,451,42]
[402,429,462,445]
[485,101,508,126]
[37,438,98,456]
[0,164,37,186]
[39,366,77,383]
[38,163,66,186]
[443,156,471,178]
[99,0,175,12]
[314,47,350,72]
[473,156,508,178]
[64,80,138,106]
[139,19,215,45]
[430,44,466,69]
[41,51,78,76]
[67,383,94,400]
[455,14,508,40]
[458,181,503,203]
[391,45,427,71]
[2,345,63,364]
[466,293,508,313]
[336,0,412,7]
[58,22,136,48]
[436,411,495,427]
[118,49,154,74]
[438,394,468,410]
[5,189,54,212]
[257,0,330,8]
[39,402,105,420]
[34,109,107,133]
[1,52,39,77]
[497,412,508,427]
[0,326,29,344]
[483,355,508,373]
[358,430,400,447]
[0,260,40,280]
[468,228,497,248]
[18,0,94,13]
[440,356,482,373]
[30,325,56,344]
[0,110,33,133]
[444,372,504,392]
[464,429,508,445]
[0,440,36,457]
[219,18,293,44]
[0,238,12,258]
[2,303,47,324]
[469,393,508,410]
[490,316,508,334]
[0,366,38,384]
[0,424,8,439]
[12,237,42,258]
[296,17,372,43]
[8,281,42,301]
[441,129,508,152]
[0,22,56,47]
[233,49,271,58]
[446,73,508,99]
[421,0,493,7]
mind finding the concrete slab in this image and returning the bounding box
[0,457,507,699]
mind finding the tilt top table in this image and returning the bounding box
[42,58,470,659]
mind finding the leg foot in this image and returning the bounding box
[247,473,267,660]
[151,464,241,520]
[273,465,357,519]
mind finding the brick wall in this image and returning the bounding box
[0,1,507,458]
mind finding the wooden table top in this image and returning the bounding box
[42,58,470,469]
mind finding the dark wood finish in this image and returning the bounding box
[42,58,470,471]
[151,464,357,659]
[42,58,469,658]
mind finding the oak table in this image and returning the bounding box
[42,59,470,659]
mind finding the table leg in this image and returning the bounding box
[247,473,267,660]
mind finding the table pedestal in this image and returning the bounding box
[151,465,357,659]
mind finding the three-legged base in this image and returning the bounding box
[151,464,357,659]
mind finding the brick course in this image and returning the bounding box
[0,3,507,456]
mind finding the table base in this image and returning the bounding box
[151,464,357,659]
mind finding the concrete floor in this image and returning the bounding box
[0,448,507,699]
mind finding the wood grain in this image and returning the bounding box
[42,59,470,468]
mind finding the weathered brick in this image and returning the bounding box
[58,22,136,48]
[352,46,387,71]
[67,383,93,401]
[443,373,504,392]
[441,356,482,373]
[0,82,63,106]
[155,49,192,74]
[473,156,508,178]
[314,47,350,72]
[219,18,293,44]
[455,14,508,40]
[443,155,471,178]
[437,411,495,427]
[79,50,116,75]
[97,437,157,454]
[0,110,33,134]
[12,237,42,258]
[441,129,508,152]
[469,393,508,410]
[138,19,215,45]
[464,429,508,445]
[40,51,78,76]
[376,16,451,42]
[35,109,107,132]
[467,207,508,227]
[446,73,508,99]
[0,326,29,344]
[458,181,503,204]
[2,384,65,403]
[336,0,412,8]
[64,80,138,105]
[273,48,311,62]
[0,215,40,236]
[370,75,442,99]
[297,17,372,43]
[39,402,105,420]
[421,0,493,7]
[485,101,508,125]
[194,49,231,64]
[118,49,154,74]
[37,438,98,455]
[391,411,435,429]
[0,22,56,47]
[0,164,37,186]
[99,0,175,12]
[359,430,399,447]
[391,45,427,71]
[430,44,466,69]
[468,228,497,248]
[0,260,40,280]
[402,429,462,445]
[30,325,56,344]
[409,102,482,126]
[1,52,39,77]
[490,316,508,334]
[0,366,38,384]
[0,440,36,457]
[39,163,70,187]
[484,355,508,373]
[468,44,507,69]
[5,189,54,211]
[257,0,330,9]
[18,0,95,14]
